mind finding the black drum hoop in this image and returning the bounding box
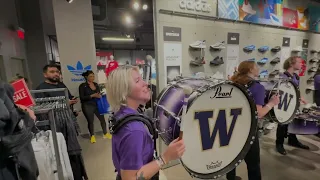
[178,80,258,179]
[266,80,300,125]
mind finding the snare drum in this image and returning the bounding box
[154,78,258,179]
[260,79,300,124]
[288,117,319,135]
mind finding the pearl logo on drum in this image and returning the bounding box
[206,161,222,170]
[194,108,242,150]
[210,86,233,99]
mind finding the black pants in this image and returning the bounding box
[81,103,107,136]
[276,124,299,145]
[69,154,88,180]
[226,137,261,180]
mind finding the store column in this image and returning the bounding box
[52,0,97,133]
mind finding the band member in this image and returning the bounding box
[228,61,280,180]
[276,57,309,155]
[105,65,185,180]
[314,67,320,106]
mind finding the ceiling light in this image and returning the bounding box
[133,2,140,10]
[66,0,73,3]
[126,34,131,38]
[143,4,148,10]
[102,37,135,42]
[125,15,132,24]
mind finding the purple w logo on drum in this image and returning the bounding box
[194,108,242,150]
[278,90,294,111]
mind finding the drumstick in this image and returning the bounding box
[179,86,193,140]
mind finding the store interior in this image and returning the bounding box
[1,0,320,179]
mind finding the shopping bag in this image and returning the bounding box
[95,94,109,115]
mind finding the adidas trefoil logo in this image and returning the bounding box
[67,61,91,76]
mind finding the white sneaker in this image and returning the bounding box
[210,41,225,49]
[242,2,256,15]
[190,40,206,49]
[266,122,276,130]
[292,46,303,52]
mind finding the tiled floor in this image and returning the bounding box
[79,130,320,180]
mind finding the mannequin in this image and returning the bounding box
[105,55,119,77]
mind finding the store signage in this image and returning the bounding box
[282,37,290,47]
[179,0,212,13]
[67,61,92,82]
[163,26,182,42]
[302,39,309,48]
[227,32,240,45]
[11,79,35,107]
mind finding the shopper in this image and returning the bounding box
[276,56,309,155]
[314,67,320,106]
[106,65,185,180]
[79,70,110,143]
[227,61,279,180]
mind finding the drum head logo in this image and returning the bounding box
[273,82,297,123]
[181,84,253,175]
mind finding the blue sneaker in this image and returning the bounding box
[258,46,269,52]
[243,45,256,52]
[259,70,269,78]
[257,58,268,64]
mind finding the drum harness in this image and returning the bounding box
[108,108,160,180]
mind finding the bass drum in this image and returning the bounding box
[260,80,300,124]
[154,78,258,179]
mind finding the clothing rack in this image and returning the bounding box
[33,106,64,180]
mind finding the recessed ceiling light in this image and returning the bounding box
[102,37,135,42]
[133,2,140,10]
[143,4,148,10]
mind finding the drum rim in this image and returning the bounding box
[178,81,258,179]
[154,78,213,145]
[267,80,300,124]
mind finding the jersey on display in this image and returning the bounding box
[106,61,119,77]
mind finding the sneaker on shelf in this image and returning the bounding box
[270,70,280,76]
[210,57,224,66]
[307,77,314,81]
[241,2,256,14]
[190,40,206,49]
[257,58,268,64]
[243,45,256,52]
[258,46,270,53]
[310,49,318,53]
[247,58,255,61]
[307,86,315,90]
[292,46,303,52]
[259,70,269,78]
[270,57,280,64]
[310,58,319,63]
[271,46,281,52]
[190,57,205,66]
[210,41,225,50]
[308,67,317,72]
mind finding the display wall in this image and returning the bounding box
[154,0,320,169]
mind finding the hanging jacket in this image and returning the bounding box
[0,82,39,180]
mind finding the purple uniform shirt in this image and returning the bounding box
[314,75,320,90]
[281,72,299,86]
[248,82,266,106]
[112,106,154,174]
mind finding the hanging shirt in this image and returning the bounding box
[105,61,119,77]
[112,106,154,174]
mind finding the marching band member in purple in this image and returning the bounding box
[313,67,320,106]
[228,61,280,180]
[276,57,309,155]
[106,65,185,180]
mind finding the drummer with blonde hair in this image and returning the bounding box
[106,65,185,180]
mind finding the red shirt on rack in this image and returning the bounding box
[105,60,119,77]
